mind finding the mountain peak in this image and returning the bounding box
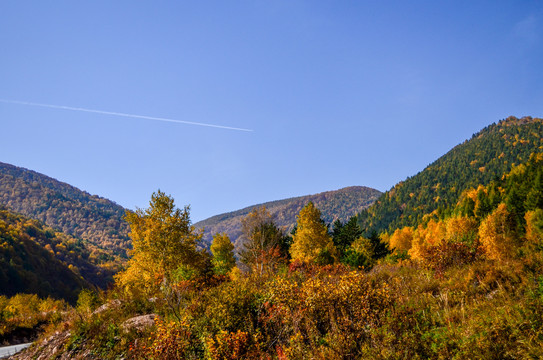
[194,186,382,248]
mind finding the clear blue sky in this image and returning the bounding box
[1,1,542,222]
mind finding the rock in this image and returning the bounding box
[121,314,157,333]
[92,299,122,315]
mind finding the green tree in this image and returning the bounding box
[342,236,374,268]
[210,233,236,276]
[505,186,525,230]
[525,169,543,211]
[368,230,390,260]
[474,189,492,220]
[332,216,363,260]
[290,202,337,264]
[525,209,543,248]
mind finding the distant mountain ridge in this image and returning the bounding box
[358,116,543,234]
[0,161,130,258]
[194,186,382,247]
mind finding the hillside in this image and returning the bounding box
[359,116,543,234]
[0,162,130,258]
[13,151,543,359]
[0,208,93,303]
[194,186,381,247]
[10,117,543,359]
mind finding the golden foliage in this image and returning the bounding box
[389,227,414,253]
[445,216,478,243]
[479,204,518,261]
[115,190,206,297]
[289,202,337,264]
[210,233,236,276]
[204,330,260,360]
[142,319,195,359]
[409,219,446,261]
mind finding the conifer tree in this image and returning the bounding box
[332,216,362,259]
[525,169,543,211]
[525,209,543,247]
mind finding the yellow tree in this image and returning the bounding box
[445,216,478,244]
[115,190,207,297]
[525,209,543,248]
[409,219,447,261]
[479,203,518,261]
[290,202,337,264]
[210,233,236,276]
[388,227,414,253]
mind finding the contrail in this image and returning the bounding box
[0,99,253,132]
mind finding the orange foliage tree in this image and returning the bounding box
[479,203,518,261]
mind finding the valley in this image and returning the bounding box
[1,116,542,359]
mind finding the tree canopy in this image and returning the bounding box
[115,190,207,296]
[238,206,289,275]
[290,202,337,264]
[210,233,236,276]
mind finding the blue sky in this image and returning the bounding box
[1,1,542,222]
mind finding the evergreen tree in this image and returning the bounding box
[505,186,526,230]
[368,230,390,260]
[331,219,344,245]
[525,169,543,211]
[474,189,492,220]
[332,216,363,260]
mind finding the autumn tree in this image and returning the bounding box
[238,207,288,276]
[389,226,414,254]
[525,209,543,248]
[445,216,478,244]
[115,190,208,297]
[342,236,374,268]
[479,203,518,261]
[210,233,236,276]
[290,202,337,264]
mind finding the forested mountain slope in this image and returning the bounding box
[0,208,95,303]
[14,151,543,359]
[194,186,381,246]
[0,162,129,257]
[358,116,543,234]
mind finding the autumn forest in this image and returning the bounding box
[2,116,543,359]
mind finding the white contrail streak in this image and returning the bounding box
[0,99,253,132]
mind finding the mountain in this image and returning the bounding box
[0,162,130,258]
[0,208,94,303]
[194,186,382,247]
[358,116,543,234]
